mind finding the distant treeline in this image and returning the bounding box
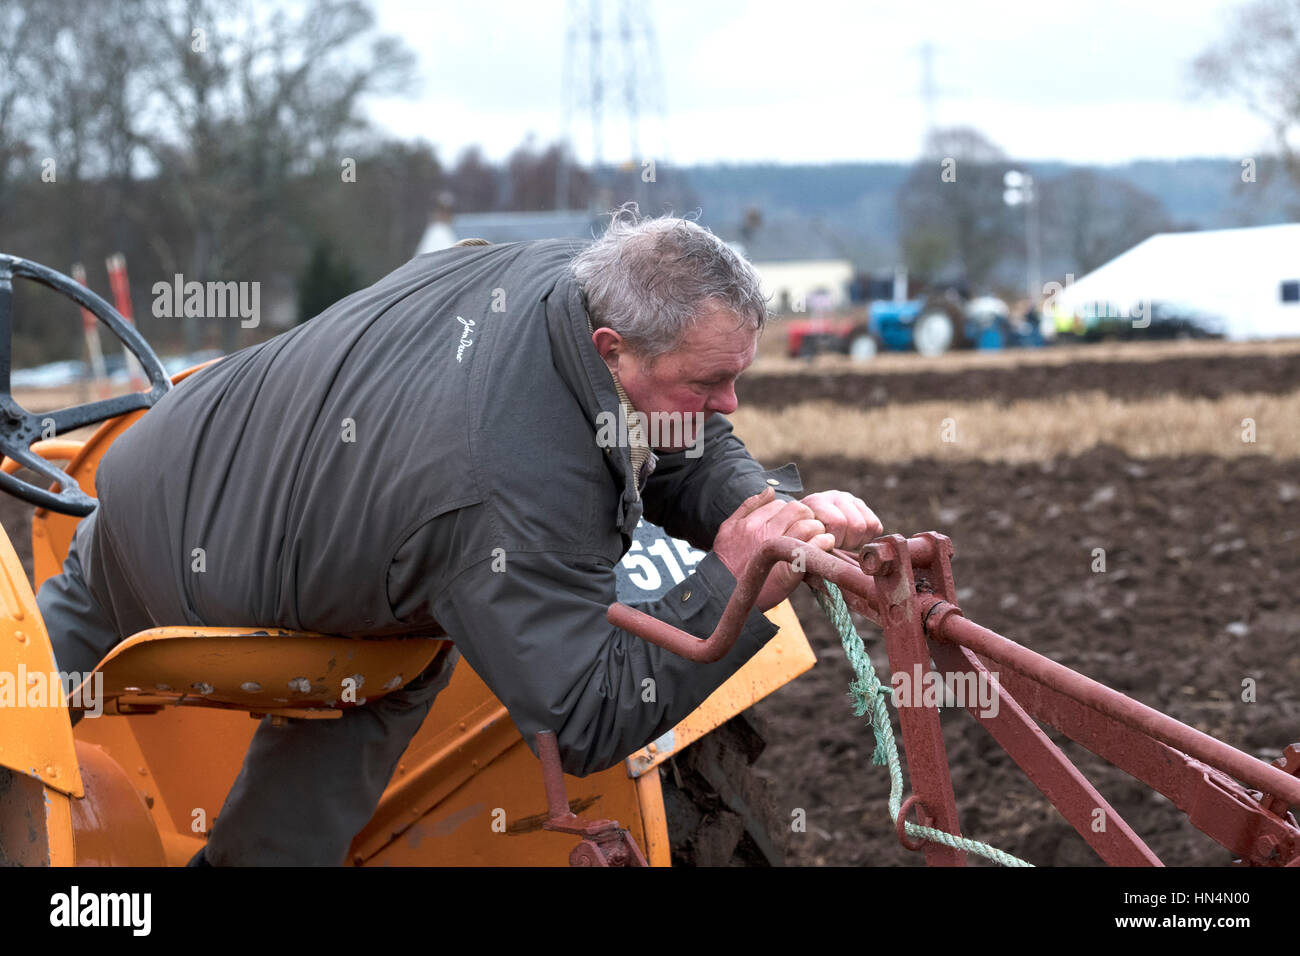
[3,0,1297,365]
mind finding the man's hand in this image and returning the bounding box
[799,490,883,551]
[712,487,836,611]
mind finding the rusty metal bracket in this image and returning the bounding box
[858,533,967,866]
[1258,743,1300,820]
[535,731,648,867]
[896,794,934,852]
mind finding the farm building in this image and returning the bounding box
[1053,222,1300,340]
[742,258,856,313]
[726,218,856,313]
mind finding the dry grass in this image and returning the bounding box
[731,389,1300,463]
[752,325,1300,376]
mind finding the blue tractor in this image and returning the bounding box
[852,294,1045,357]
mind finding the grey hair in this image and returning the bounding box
[570,205,769,362]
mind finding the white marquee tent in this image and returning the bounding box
[1053,223,1300,340]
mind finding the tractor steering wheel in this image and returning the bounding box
[0,254,171,516]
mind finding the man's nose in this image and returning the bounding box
[708,384,739,416]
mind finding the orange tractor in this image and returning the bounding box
[0,253,814,867]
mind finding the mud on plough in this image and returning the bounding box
[607,533,1300,867]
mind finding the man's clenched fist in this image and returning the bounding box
[712,487,836,611]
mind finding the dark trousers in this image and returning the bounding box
[35,509,459,866]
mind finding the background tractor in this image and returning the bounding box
[785,292,1045,360]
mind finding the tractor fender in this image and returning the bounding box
[69,741,167,866]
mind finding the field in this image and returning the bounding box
[2,338,1298,867]
[739,339,1300,866]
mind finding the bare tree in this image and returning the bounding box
[17,1,153,259]
[448,146,502,212]
[132,0,417,350]
[506,137,596,212]
[0,0,446,361]
[1040,169,1174,274]
[287,137,444,282]
[1193,0,1300,186]
[897,126,1017,288]
[0,2,60,223]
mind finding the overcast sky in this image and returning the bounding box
[365,0,1275,167]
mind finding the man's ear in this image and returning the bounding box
[591,326,623,375]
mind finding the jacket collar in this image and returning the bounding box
[545,266,644,534]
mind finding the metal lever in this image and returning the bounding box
[535,731,648,867]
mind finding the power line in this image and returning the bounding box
[558,0,668,209]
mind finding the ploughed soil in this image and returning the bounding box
[737,351,1300,409]
[751,447,1300,866]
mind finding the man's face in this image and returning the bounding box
[592,302,758,453]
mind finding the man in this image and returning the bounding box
[36,209,882,865]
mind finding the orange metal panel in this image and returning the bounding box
[69,741,167,866]
[625,599,816,777]
[635,769,671,867]
[82,626,445,717]
[0,523,82,796]
[46,789,76,866]
[350,695,517,862]
[361,737,646,866]
[76,706,252,847]
[354,656,664,866]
